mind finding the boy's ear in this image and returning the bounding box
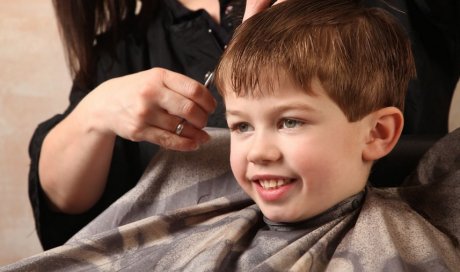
[362,107,404,162]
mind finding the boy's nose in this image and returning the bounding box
[247,133,281,164]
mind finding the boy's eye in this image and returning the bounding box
[238,123,249,132]
[230,122,253,133]
[281,118,303,129]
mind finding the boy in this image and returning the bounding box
[214,0,412,223]
[3,0,459,271]
[214,0,460,269]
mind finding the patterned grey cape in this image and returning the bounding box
[2,128,460,271]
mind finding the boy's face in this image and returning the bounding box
[224,76,372,222]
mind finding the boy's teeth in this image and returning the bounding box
[259,179,292,190]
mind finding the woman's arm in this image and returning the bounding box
[39,103,116,214]
[39,68,216,214]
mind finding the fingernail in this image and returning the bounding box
[199,133,211,144]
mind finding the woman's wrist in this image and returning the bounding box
[75,84,117,139]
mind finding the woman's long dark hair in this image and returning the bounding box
[52,0,156,88]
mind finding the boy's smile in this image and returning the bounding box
[224,76,373,223]
[250,174,296,202]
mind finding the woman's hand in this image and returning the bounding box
[243,0,286,21]
[39,68,216,213]
[84,67,216,151]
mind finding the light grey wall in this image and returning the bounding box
[0,0,70,265]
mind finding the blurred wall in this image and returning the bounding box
[0,0,70,265]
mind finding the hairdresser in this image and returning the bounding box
[29,0,278,250]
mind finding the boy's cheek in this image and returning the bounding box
[230,147,247,183]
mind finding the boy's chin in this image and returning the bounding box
[259,201,332,223]
[260,207,309,223]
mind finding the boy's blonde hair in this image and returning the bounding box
[215,0,416,121]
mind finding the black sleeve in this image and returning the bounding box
[28,83,92,249]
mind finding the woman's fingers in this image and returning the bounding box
[97,68,215,150]
[158,68,217,113]
[243,0,272,21]
[243,0,287,21]
[144,111,210,144]
[138,124,210,152]
[157,86,212,129]
[141,68,217,129]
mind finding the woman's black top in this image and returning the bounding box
[29,0,243,249]
[28,0,459,249]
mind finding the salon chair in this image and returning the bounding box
[369,134,443,187]
[370,79,460,187]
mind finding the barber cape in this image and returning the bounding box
[3,128,460,271]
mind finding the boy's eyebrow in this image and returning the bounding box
[225,109,245,117]
[271,103,318,113]
[226,102,318,117]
